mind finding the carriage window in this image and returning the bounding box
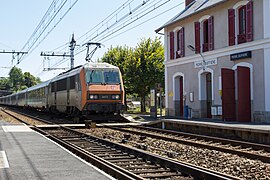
[70,76,75,89]
[51,82,55,92]
[56,78,67,91]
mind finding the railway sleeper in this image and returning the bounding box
[115,161,149,166]
[108,158,138,163]
[131,168,173,174]
[104,155,135,160]
[123,165,161,170]
[97,153,128,157]
[140,172,182,179]
[88,149,115,153]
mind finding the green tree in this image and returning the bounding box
[101,37,164,112]
[7,67,41,92]
[0,77,11,90]
[132,37,164,112]
[24,72,41,88]
[9,67,24,92]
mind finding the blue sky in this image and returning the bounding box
[0,0,184,81]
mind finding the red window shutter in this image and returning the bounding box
[169,31,175,59]
[208,16,214,51]
[194,22,200,53]
[246,1,253,42]
[180,27,185,57]
[228,8,235,46]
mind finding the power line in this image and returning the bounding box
[74,0,162,55]
[96,0,173,42]
[17,0,79,65]
[102,2,183,43]
[38,0,182,76]
[75,0,175,56]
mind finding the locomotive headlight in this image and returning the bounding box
[89,94,99,100]
[89,95,94,99]
[112,94,120,100]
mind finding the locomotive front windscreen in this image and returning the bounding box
[85,68,121,84]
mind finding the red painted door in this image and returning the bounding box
[179,76,183,116]
[221,68,236,121]
[237,66,251,122]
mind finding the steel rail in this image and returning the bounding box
[47,126,238,180]
[32,127,139,180]
[1,108,54,125]
[109,126,270,163]
[137,126,270,152]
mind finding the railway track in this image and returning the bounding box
[82,126,270,179]
[1,108,268,179]
[35,126,237,180]
[107,126,270,163]
[1,108,236,179]
[1,108,53,125]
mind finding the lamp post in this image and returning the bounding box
[187,45,206,71]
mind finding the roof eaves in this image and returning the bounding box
[155,1,196,33]
[155,0,228,33]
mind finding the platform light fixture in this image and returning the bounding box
[187,45,206,71]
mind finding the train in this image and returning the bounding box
[0,63,125,117]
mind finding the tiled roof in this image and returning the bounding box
[155,0,227,32]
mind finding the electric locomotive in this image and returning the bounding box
[0,63,125,117]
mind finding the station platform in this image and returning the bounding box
[0,121,113,180]
[139,115,270,144]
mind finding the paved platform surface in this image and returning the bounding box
[131,114,270,133]
[163,118,270,133]
[0,121,113,180]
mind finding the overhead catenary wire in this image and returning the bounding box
[102,2,183,44]
[36,0,183,77]
[74,0,171,56]
[74,0,176,56]
[17,0,79,65]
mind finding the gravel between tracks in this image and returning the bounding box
[0,108,22,124]
[80,127,270,180]
[0,108,47,125]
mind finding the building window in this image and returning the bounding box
[194,16,214,53]
[176,28,185,58]
[203,19,209,52]
[238,5,247,44]
[228,1,253,46]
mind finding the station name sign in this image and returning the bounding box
[194,59,217,69]
[230,51,252,61]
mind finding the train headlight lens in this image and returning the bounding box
[112,94,120,100]
[89,94,99,100]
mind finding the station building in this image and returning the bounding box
[156,0,270,122]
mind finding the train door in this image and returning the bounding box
[53,82,57,106]
[67,77,70,107]
[45,86,49,110]
[75,74,81,109]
